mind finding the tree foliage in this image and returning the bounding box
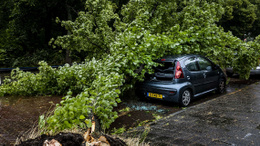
[248,0,260,38]
[0,0,260,133]
[0,0,85,67]
[0,0,13,62]
[50,0,120,59]
[218,0,257,39]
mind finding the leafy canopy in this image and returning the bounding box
[218,0,257,39]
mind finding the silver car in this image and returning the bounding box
[226,61,260,76]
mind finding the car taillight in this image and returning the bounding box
[175,61,184,79]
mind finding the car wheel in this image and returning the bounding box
[179,89,192,107]
[217,78,226,93]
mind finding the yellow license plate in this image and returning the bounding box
[147,92,163,99]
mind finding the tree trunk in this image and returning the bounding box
[66,4,72,65]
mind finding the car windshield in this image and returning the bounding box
[154,62,175,80]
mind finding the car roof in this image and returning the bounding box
[156,54,200,63]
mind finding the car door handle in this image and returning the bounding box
[187,76,190,80]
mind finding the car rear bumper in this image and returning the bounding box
[226,67,260,76]
[143,87,179,103]
[138,81,191,103]
[250,69,260,75]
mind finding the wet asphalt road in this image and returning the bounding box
[128,82,260,145]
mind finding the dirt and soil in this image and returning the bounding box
[0,96,62,145]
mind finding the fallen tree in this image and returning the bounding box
[0,0,260,135]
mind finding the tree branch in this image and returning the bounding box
[85,35,105,51]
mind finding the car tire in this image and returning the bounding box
[179,89,192,107]
[217,78,226,94]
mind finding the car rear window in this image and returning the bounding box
[154,62,175,80]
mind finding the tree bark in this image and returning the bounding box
[66,4,72,65]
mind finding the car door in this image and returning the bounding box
[184,57,205,94]
[197,57,219,91]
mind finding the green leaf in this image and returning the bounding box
[79,115,85,120]
[85,119,92,128]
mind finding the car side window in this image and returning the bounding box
[197,57,212,71]
[185,57,199,71]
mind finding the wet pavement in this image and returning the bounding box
[0,96,62,145]
[127,82,260,145]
